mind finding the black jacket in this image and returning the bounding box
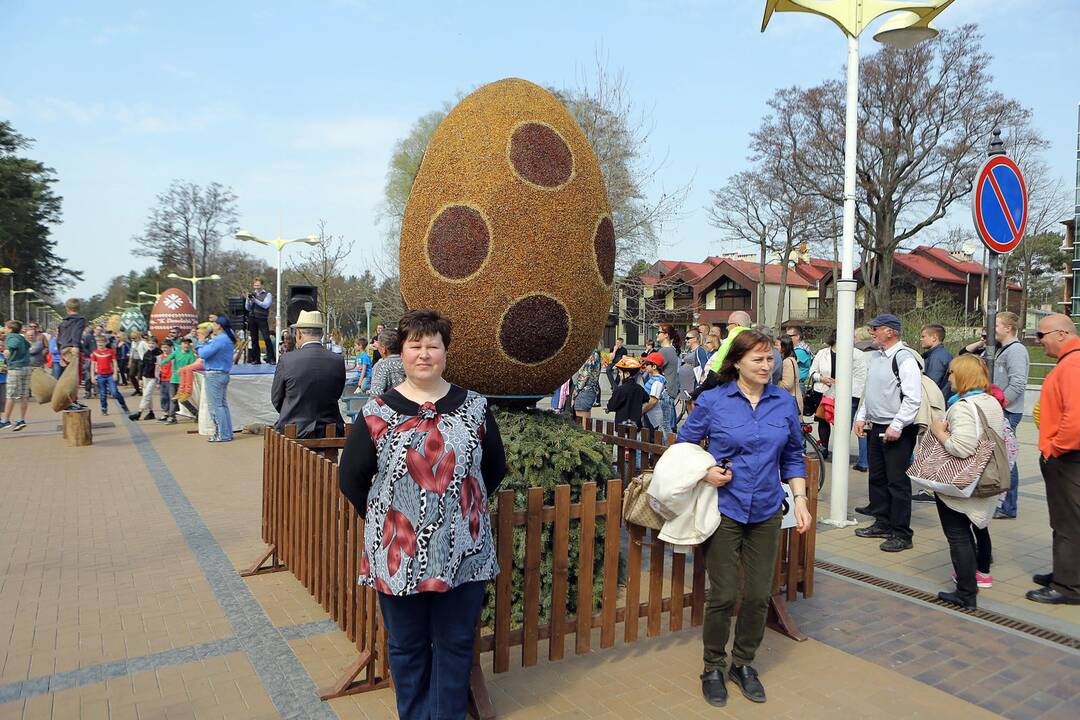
[57,314,87,350]
[271,341,346,438]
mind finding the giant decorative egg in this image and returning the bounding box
[119,307,147,334]
[399,78,615,398]
[148,287,197,342]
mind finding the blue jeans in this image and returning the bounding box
[999,411,1023,516]
[52,363,63,380]
[204,372,233,440]
[851,397,868,467]
[660,394,677,433]
[95,374,128,413]
[378,581,486,719]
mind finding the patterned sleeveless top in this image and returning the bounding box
[358,390,498,594]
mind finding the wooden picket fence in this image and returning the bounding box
[241,418,819,718]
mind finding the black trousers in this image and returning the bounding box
[934,496,991,604]
[866,423,918,541]
[247,316,275,363]
[1041,452,1080,600]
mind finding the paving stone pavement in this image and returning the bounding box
[1,401,1077,719]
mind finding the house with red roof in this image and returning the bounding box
[606,254,829,345]
[1060,219,1079,318]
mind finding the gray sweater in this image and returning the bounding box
[963,341,1028,415]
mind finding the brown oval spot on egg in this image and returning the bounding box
[425,204,491,281]
[499,294,570,364]
[593,216,615,286]
[508,122,573,189]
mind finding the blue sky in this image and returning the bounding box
[3,0,1077,299]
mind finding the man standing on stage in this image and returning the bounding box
[245,277,275,365]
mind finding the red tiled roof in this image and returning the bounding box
[793,264,826,282]
[721,259,813,288]
[893,252,965,284]
[915,246,987,275]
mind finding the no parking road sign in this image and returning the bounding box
[971,154,1027,254]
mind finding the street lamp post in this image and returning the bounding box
[166,273,221,312]
[12,288,35,325]
[762,0,954,527]
[235,230,320,343]
[364,301,373,345]
[0,267,13,320]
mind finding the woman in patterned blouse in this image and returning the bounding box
[339,309,506,719]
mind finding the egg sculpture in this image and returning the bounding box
[119,307,148,334]
[148,287,197,342]
[399,78,615,399]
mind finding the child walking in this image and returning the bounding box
[90,335,130,416]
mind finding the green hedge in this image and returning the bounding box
[481,409,613,628]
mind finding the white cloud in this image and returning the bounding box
[289,115,409,151]
[33,97,235,135]
[92,22,140,47]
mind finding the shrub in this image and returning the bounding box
[481,408,613,629]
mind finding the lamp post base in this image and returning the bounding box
[821,516,858,528]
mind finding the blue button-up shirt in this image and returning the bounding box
[676,381,806,524]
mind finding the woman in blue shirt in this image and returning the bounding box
[199,316,236,442]
[677,330,812,708]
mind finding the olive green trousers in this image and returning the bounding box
[702,509,782,670]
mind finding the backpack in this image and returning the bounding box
[794,346,813,383]
[891,345,946,435]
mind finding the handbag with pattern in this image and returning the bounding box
[622,471,666,530]
[907,399,1008,498]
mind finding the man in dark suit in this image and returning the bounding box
[271,310,346,438]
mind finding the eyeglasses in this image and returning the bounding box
[1036,329,1065,340]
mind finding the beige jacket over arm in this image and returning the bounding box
[938,393,1005,528]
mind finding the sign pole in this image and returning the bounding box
[985,252,998,384]
[971,127,1025,384]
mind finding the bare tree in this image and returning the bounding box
[707,171,778,316]
[557,54,692,273]
[133,180,238,278]
[375,55,691,280]
[289,220,365,332]
[752,25,1028,316]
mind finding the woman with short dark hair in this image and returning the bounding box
[339,309,506,718]
[368,328,405,396]
[678,330,812,708]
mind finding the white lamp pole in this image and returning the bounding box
[235,230,320,339]
[762,0,954,527]
[167,273,221,312]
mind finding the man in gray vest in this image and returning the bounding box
[245,277,276,364]
[854,314,921,552]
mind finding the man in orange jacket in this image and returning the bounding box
[1027,313,1080,605]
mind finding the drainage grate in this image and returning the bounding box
[815,559,1080,651]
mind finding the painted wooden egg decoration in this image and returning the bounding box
[399,78,615,398]
[148,287,198,342]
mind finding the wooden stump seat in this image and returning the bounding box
[62,409,93,447]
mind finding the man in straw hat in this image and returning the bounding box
[270,310,345,438]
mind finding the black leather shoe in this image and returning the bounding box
[700,669,727,707]
[853,504,873,516]
[728,665,766,703]
[911,491,934,502]
[855,524,891,538]
[852,465,868,472]
[937,591,976,609]
[880,536,913,552]
[1033,573,1053,588]
[1026,587,1080,605]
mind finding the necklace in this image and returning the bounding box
[737,378,763,409]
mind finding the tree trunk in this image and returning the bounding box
[758,241,767,325]
[774,236,794,325]
[63,409,93,447]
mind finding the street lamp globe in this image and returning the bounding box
[872,12,939,49]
